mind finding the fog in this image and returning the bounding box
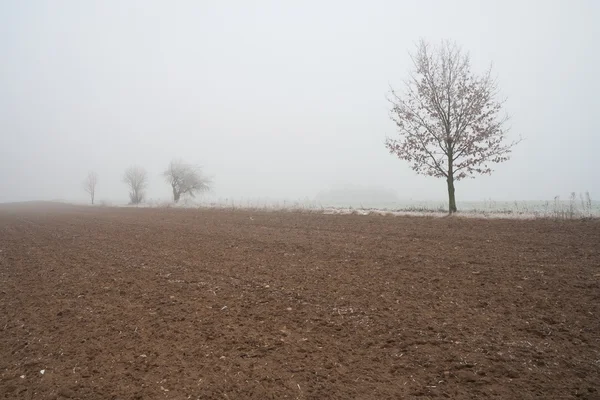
[1,0,598,205]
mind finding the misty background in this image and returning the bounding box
[1,0,598,205]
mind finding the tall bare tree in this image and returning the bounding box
[163,160,211,203]
[83,171,98,205]
[123,166,148,205]
[386,40,519,213]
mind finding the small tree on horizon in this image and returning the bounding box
[385,40,519,213]
[123,166,148,205]
[83,171,98,205]
[163,159,212,203]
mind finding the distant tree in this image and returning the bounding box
[385,40,519,213]
[123,166,148,205]
[163,160,212,203]
[83,171,98,205]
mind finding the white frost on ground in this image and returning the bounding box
[71,197,600,220]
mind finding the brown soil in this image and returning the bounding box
[1,202,599,399]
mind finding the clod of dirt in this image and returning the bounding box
[455,370,477,382]
[57,388,77,398]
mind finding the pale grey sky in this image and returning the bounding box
[1,0,598,204]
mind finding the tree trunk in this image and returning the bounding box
[447,177,457,214]
[447,146,457,214]
[173,186,180,203]
[91,194,94,205]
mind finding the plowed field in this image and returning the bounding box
[1,203,599,399]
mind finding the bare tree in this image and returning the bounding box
[385,40,519,213]
[123,166,148,205]
[83,171,98,205]
[163,160,211,203]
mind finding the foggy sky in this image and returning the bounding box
[1,0,598,204]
